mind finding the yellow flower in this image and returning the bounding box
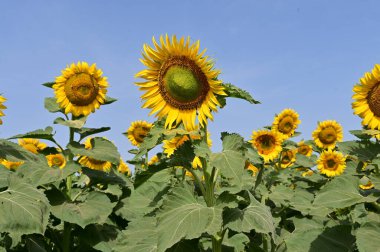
[352,64,380,130]
[148,155,160,166]
[53,62,108,116]
[0,95,7,125]
[312,120,343,149]
[272,108,301,138]
[163,131,212,157]
[136,35,226,130]
[124,120,153,146]
[46,153,66,169]
[118,159,131,176]
[297,141,313,156]
[302,170,314,177]
[18,138,47,154]
[192,156,203,169]
[78,138,112,172]
[359,181,374,190]
[245,161,259,176]
[317,149,346,177]
[249,129,283,163]
[0,159,24,170]
[280,149,296,168]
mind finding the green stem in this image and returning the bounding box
[212,237,222,252]
[62,222,71,252]
[186,167,206,197]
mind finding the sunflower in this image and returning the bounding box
[148,155,160,166]
[118,159,131,176]
[249,129,283,163]
[18,138,47,154]
[312,120,343,149]
[136,35,226,130]
[302,170,314,177]
[359,181,374,190]
[78,138,112,172]
[163,131,212,157]
[192,156,203,169]
[317,149,346,177]
[46,153,66,169]
[297,141,313,156]
[245,161,259,176]
[280,149,296,168]
[272,108,301,138]
[124,120,153,146]
[0,159,24,170]
[0,95,6,125]
[53,62,108,117]
[352,64,380,129]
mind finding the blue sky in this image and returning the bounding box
[1,0,379,161]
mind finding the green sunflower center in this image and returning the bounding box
[257,135,275,154]
[368,83,380,117]
[319,127,337,144]
[65,73,99,106]
[278,116,294,134]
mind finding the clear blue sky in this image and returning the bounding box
[1,0,379,161]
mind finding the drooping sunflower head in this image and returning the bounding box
[78,138,112,172]
[0,95,7,125]
[312,120,343,149]
[163,131,212,157]
[249,129,283,163]
[136,35,226,130]
[0,159,24,170]
[124,120,153,146]
[18,138,47,154]
[53,62,108,117]
[352,64,380,130]
[280,149,296,169]
[46,153,66,169]
[245,161,259,176]
[317,149,346,177]
[297,141,313,156]
[118,159,131,176]
[272,108,301,138]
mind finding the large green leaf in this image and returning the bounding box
[79,223,120,252]
[356,222,380,252]
[222,231,249,252]
[0,168,12,188]
[75,127,111,141]
[8,127,55,142]
[0,139,38,161]
[156,187,222,252]
[337,141,380,161]
[294,153,316,168]
[53,116,87,129]
[44,97,62,113]
[222,83,260,104]
[0,176,50,235]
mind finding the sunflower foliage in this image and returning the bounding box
[1,41,380,252]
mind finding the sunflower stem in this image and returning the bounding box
[186,167,206,197]
[62,222,72,252]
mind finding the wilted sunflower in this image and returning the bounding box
[272,109,301,138]
[124,120,153,146]
[317,149,346,177]
[297,141,313,156]
[352,64,380,130]
[53,62,108,117]
[46,153,66,169]
[163,131,212,157]
[78,138,112,172]
[245,161,259,176]
[280,149,296,168]
[136,35,226,130]
[249,130,283,163]
[0,159,24,170]
[312,120,343,149]
[18,138,47,154]
[118,159,131,176]
[0,95,6,125]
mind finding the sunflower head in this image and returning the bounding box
[280,149,296,169]
[0,95,7,125]
[0,159,24,170]
[53,62,108,117]
[352,64,380,130]
[148,155,160,166]
[297,141,313,156]
[163,131,212,157]
[18,138,47,154]
[124,120,153,146]
[136,35,226,131]
[46,153,66,169]
[359,178,374,190]
[78,138,112,172]
[118,159,131,176]
[302,170,314,177]
[249,129,283,163]
[272,108,301,138]
[317,149,346,177]
[245,161,259,176]
[312,120,343,149]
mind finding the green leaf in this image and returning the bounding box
[81,168,131,187]
[222,83,260,104]
[222,231,249,252]
[42,82,55,88]
[74,127,111,141]
[349,130,373,140]
[294,153,315,168]
[268,184,293,207]
[337,141,380,161]
[44,97,62,113]
[104,96,117,105]
[8,127,55,142]
[0,176,50,235]
[54,117,87,129]
[194,140,211,159]
[67,137,120,164]
[0,168,12,188]
[79,223,120,252]
[25,235,48,252]
[288,189,315,214]
[356,222,380,252]
[156,187,222,252]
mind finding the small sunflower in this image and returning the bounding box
[78,138,112,172]
[352,64,380,130]
[249,129,283,163]
[0,95,7,125]
[18,138,47,154]
[136,35,226,130]
[163,131,212,157]
[0,159,24,170]
[118,159,131,176]
[124,120,153,146]
[272,108,301,138]
[280,149,296,169]
[297,141,313,156]
[317,149,346,177]
[359,181,374,190]
[312,120,343,149]
[245,161,259,176]
[148,155,160,166]
[46,153,66,169]
[302,170,314,177]
[53,62,108,117]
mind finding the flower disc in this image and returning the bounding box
[46,154,66,169]
[0,95,7,125]
[250,129,283,163]
[18,138,47,154]
[297,141,313,156]
[124,120,153,146]
[272,109,301,138]
[317,149,346,177]
[53,62,108,117]
[136,35,226,130]
[312,120,343,149]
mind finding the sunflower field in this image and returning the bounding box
[0,35,380,252]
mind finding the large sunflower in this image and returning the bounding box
[317,149,346,177]
[124,120,153,146]
[136,35,226,130]
[46,153,66,169]
[53,62,108,117]
[18,138,47,154]
[352,64,380,129]
[312,120,343,149]
[78,138,112,172]
[0,95,6,125]
[297,141,313,156]
[249,130,283,163]
[272,108,301,138]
